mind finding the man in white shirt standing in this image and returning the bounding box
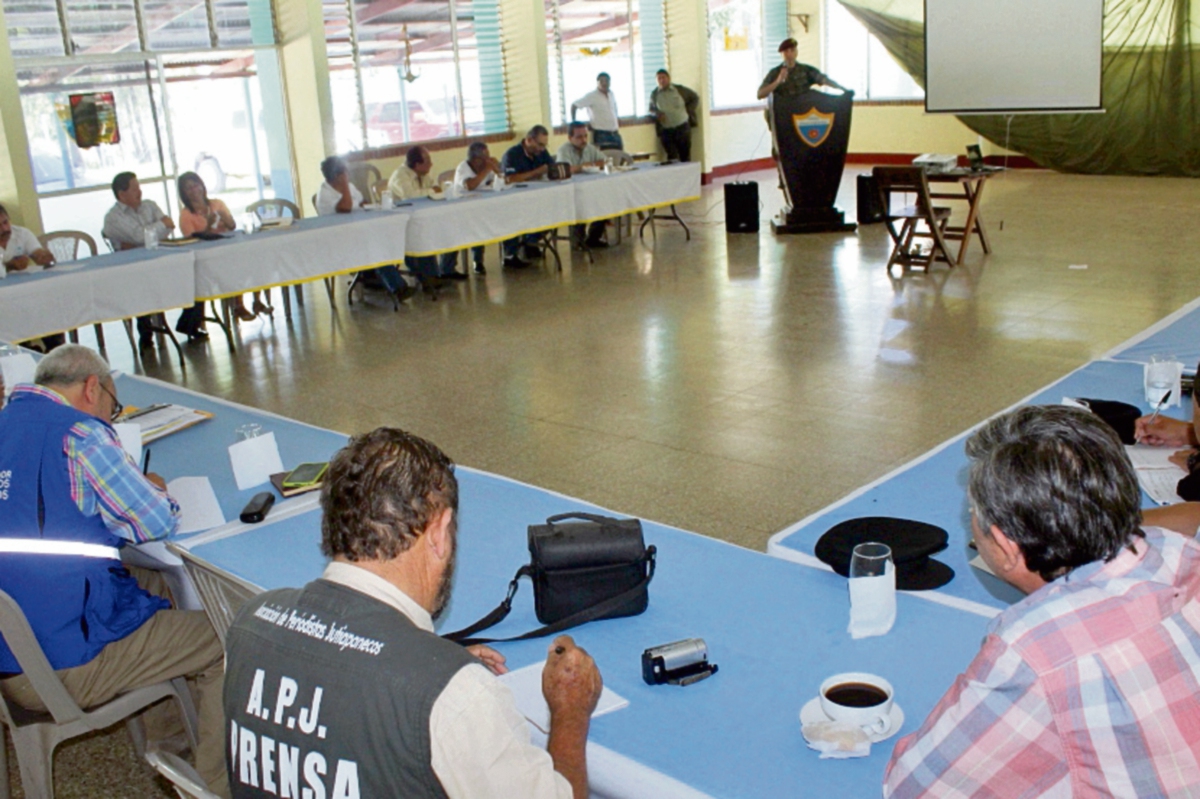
[0,203,54,277]
[571,72,623,151]
[223,427,603,799]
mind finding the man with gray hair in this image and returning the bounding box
[885,405,1200,797]
[0,344,228,795]
[443,141,504,275]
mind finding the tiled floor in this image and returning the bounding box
[29,165,1200,796]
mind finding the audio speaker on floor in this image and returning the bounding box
[857,174,885,224]
[724,182,760,233]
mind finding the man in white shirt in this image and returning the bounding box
[101,172,205,346]
[571,72,623,151]
[390,147,466,281]
[556,123,610,248]
[223,428,603,799]
[0,203,54,277]
[440,141,503,276]
[316,156,417,300]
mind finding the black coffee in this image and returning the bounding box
[825,682,888,708]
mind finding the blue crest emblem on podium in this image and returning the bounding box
[793,109,835,148]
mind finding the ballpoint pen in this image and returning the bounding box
[1148,390,1172,426]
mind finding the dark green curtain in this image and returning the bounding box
[840,0,1200,175]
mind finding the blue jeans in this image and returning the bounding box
[503,234,539,258]
[375,265,407,293]
[592,129,623,151]
[439,247,483,274]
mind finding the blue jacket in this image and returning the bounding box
[0,391,168,672]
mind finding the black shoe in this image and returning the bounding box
[188,329,209,341]
[522,245,543,261]
[443,272,468,281]
[586,239,609,249]
[138,334,154,350]
[503,255,530,269]
[394,284,419,303]
[473,262,487,275]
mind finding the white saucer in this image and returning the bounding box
[799,697,905,744]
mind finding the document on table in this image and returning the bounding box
[124,404,214,443]
[499,660,629,734]
[166,476,227,533]
[1125,444,1186,505]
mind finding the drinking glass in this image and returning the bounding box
[143,225,159,249]
[850,542,892,579]
[235,423,262,441]
[1147,354,1175,405]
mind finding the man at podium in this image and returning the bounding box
[757,38,849,101]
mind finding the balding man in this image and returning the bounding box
[0,345,227,795]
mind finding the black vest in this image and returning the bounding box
[224,579,476,799]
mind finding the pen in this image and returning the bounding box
[142,448,151,475]
[123,402,169,421]
[1148,390,1172,425]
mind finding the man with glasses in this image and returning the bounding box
[556,122,610,249]
[500,125,555,267]
[0,344,228,796]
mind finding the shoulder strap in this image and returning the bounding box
[443,546,656,647]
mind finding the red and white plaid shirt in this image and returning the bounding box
[885,526,1200,798]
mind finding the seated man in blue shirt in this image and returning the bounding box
[500,125,555,268]
[0,345,227,795]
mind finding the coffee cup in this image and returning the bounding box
[819,672,893,735]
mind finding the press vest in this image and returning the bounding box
[224,580,476,799]
[0,391,168,672]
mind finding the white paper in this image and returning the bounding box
[848,565,896,639]
[499,660,629,734]
[1138,468,1186,506]
[1125,444,1184,471]
[167,476,227,534]
[0,353,37,396]
[113,422,143,465]
[228,432,284,491]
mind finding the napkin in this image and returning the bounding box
[848,564,896,639]
[802,720,871,759]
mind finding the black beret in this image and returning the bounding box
[815,517,955,591]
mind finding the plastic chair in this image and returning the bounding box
[872,165,954,273]
[36,231,130,354]
[145,749,221,799]
[347,163,382,204]
[0,588,199,799]
[246,199,304,319]
[167,544,261,646]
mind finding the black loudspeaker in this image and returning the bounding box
[724,182,760,233]
[857,174,885,224]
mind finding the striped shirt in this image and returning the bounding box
[884,527,1200,798]
[12,385,179,543]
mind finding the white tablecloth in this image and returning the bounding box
[0,248,195,341]
[405,182,578,256]
[193,210,410,300]
[572,162,702,223]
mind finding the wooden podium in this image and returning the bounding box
[769,89,856,234]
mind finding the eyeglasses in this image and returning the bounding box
[99,382,123,422]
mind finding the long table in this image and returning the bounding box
[768,358,1190,616]
[100,368,988,799]
[0,248,194,342]
[0,163,703,339]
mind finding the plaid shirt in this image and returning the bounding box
[885,527,1200,798]
[11,385,179,543]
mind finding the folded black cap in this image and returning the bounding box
[815,517,955,591]
[1075,398,1141,445]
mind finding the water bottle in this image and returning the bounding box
[143,224,159,249]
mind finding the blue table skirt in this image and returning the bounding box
[769,360,1193,613]
[1107,296,1200,366]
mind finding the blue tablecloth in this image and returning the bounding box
[1107,297,1200,365]
[769,360,1192,613]
[185,470,988,798]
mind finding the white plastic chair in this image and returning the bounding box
[0,588,199,799]
[145,749,222,799]
[167,544,262,645]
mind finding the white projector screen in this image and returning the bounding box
[925,0,1103,114]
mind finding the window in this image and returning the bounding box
[707,0,762,109]
[545,0,644,127]
[325,0,508,152]
[823,0,922,100]
[3,0,295,242]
